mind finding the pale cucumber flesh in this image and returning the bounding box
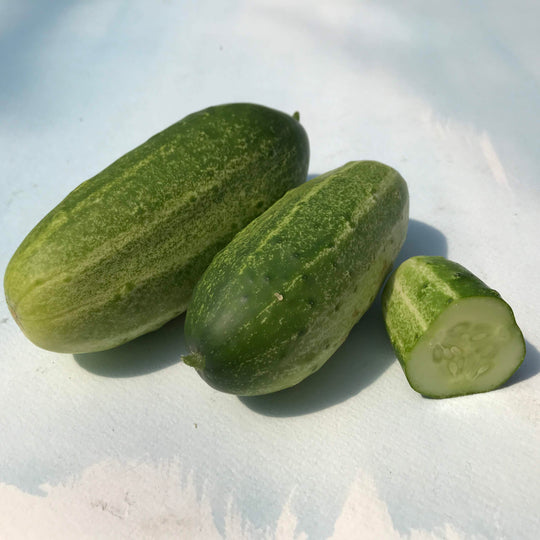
[407,296,525,398]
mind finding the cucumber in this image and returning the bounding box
[4,103,309,353]
[183,161,409,395]
[382,256,526,398]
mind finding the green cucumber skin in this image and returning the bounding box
[184,161,409,395]
[382,256,526,395]
[4,103,309,353]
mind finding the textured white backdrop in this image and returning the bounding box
[1,1,539,538]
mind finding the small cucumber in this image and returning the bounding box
[382,256,526,398]
[183,161,409,395]
[4,103,309,353]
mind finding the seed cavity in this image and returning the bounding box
[435,318,504,382]
[433,345,444,363]
[476,364,490,377]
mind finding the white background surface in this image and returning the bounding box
[1,1,539,538]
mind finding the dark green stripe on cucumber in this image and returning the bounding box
[382,256,526,398]
[184,161,409,395]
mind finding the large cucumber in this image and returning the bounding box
[382,256,526,398]
[4,103,309,353]
[183,161,409,395]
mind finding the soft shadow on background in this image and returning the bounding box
[74,314,186,377]
[394,219,447,266]
[241,218,447,416]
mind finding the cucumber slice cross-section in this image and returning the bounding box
[382,256,525,398]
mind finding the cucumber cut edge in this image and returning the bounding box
[406,296,526,398]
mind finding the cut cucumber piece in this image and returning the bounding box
[382,256,526,398]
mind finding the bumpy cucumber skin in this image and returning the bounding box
[382,256,526,397]
[184,161,409,395]
[4,103,310,353]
